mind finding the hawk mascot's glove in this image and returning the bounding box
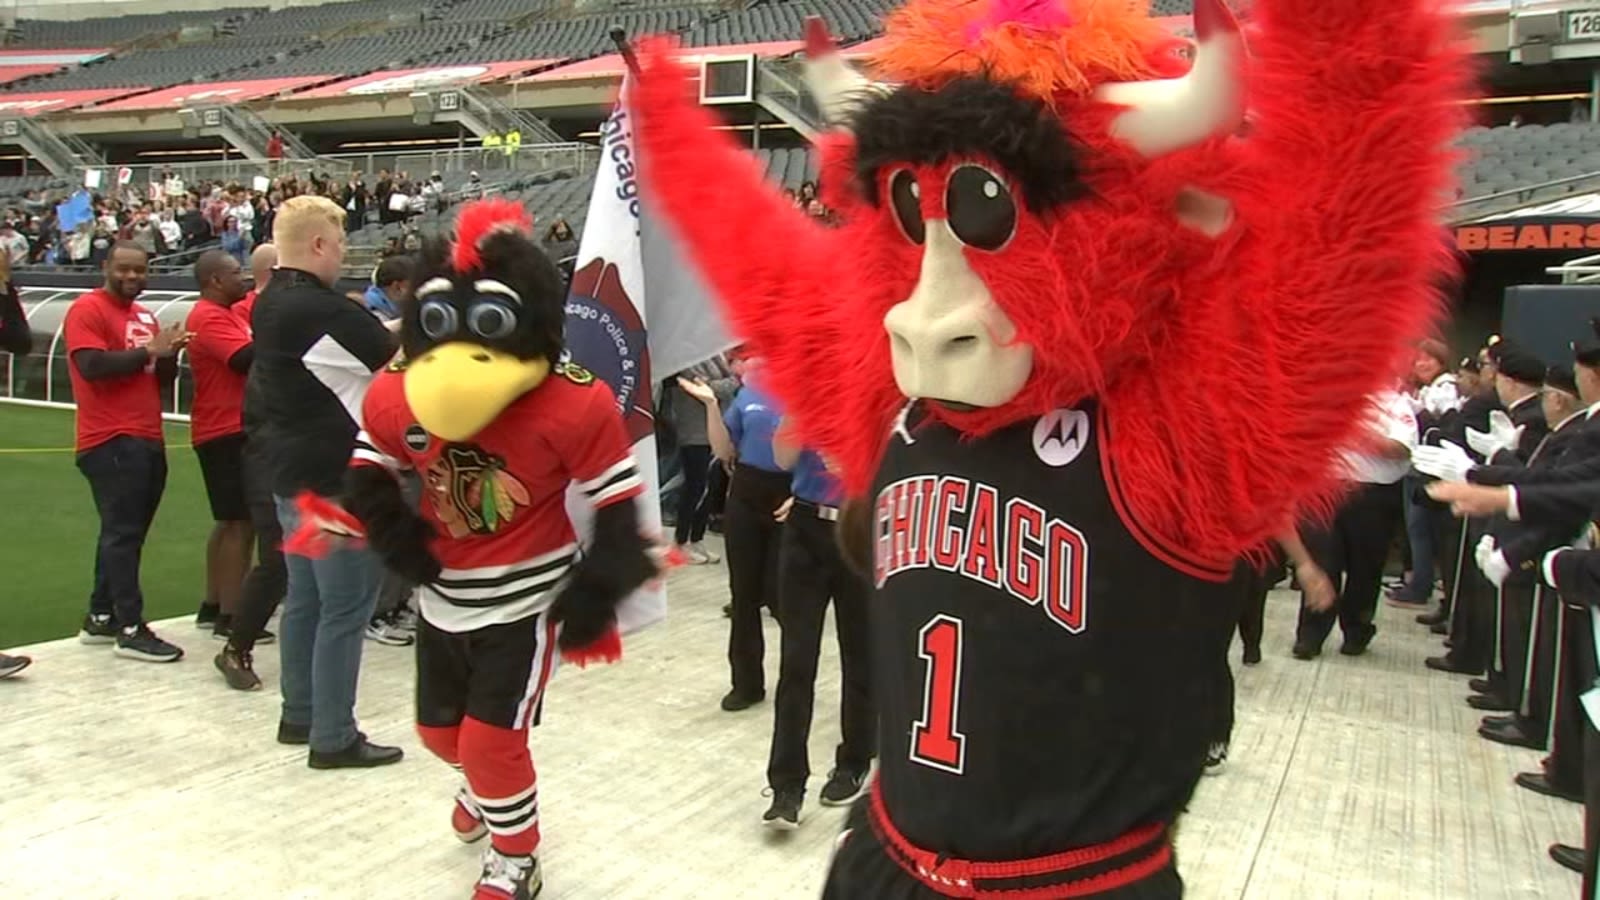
[549,498,658,666]
[343,466,442,586]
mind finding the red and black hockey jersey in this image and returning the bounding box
[871,399,1236,861]
[354,361,644,633]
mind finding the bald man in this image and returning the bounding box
[186,251,258,646]
[234,243,277,326]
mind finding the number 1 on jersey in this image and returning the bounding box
[911,614,966,773]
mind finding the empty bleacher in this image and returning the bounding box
[1459,122,1600,199]
[1149,0,1193,15]
[426,8,709,64]
[228,0,429,41]
[225,23,507,80]
[683,0,897,47]
[4,8,263,49]
[10,37,308,91]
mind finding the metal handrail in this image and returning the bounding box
[1447,169,1600,215]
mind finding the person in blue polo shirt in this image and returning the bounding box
[680,366,792,713]
[758,423,875,830]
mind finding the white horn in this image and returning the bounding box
[1094,0,1245,158]
[803,17,891,127]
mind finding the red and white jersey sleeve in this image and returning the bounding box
[353,369,412,473]
[560,378,645,510]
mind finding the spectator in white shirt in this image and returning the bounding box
[0,221,29,266]
[1293,387,1416,660]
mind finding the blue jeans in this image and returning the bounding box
[1398,476,1436,602]
[274,495,379,753]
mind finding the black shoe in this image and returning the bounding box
[1469,677,1495,694]
[1550,843,1585,873]
[1429,621,1449,636]
[213,624,275,645]
[1480,713,1517,729]
[762,787,803,830]
[78,613,118,645]
[721,604,732,619]
[1241,644,1262,666]
[1426,656,1474,675]
[721,689,765,712]
[1516,771,1583,803]
[0,652,32,679]
[1339,635,1372,656]
[1479,721,1543,750]
[1385,593,1430,609]
[1416,611,1447,626]
[114,624,183,662]
[1291,641,1321,660]
[308,734,404,770]
[277,720,310,745]
[214,646,261,691]
[1467,693,1514,712]
[819,768,869,807]
[196,603,220,628]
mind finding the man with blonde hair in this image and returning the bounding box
[248,195,401,767]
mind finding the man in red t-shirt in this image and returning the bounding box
[186,250,261,651]
[65,241,191,662]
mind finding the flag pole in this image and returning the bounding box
[608,28,641,76]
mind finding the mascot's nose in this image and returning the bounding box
[882,221,1032,407]
[404,341,552,442]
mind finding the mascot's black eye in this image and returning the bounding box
[419,300,459,340]
[946,165,1016,252]
[467,301,518,340]
[889,169,925,245]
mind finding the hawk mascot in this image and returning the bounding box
[318,199,657,900]
[626,0,1468,894]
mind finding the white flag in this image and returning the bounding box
[562,76,732,635]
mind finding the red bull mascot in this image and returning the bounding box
[626,0,1469,894]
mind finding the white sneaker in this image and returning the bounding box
[1203,741,1228,776]
[689,541,720,564]
[392,608,419,633]
[364,619,414,646]
[477,847,542,899]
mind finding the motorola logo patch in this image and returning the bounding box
[1032,409,1089,468]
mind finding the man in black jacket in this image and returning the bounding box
[0,275,29,677]
[249,196,401,769]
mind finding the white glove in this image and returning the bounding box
[1412,440,1474,483]
[1466,410,1523,460]
[1475,537,1510,587]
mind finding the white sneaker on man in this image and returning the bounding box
[689,541,720,564]
[364,618,414,646]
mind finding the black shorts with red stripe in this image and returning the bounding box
[416,611,559,731]
[822,797,1183,900]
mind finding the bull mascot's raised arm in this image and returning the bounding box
[630,0,1469,893]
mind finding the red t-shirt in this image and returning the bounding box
[63,288,165,452]
[234,289,256,325]
[185,298,252,445]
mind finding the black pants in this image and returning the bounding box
[822,798,1181,899]
[229,440,285,654]
[1445,519,1493,675]
[673,444,713,545]
[767,510,875,792]
[706,459,730,521]
[1546,599,1592,795]
[77,436,167,627]
[725,464,791,696]
[1514,585,1559,746]
[1500,581,1538,722]
[1237,555,1279,655]
[1297,481,1402,651]
[1433,507,1465,617]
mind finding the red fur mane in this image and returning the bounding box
[630,0,1470,568]
[453,198,534,272]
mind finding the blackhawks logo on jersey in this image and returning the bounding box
[424,445,530,539]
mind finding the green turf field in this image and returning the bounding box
[0,404,212,648]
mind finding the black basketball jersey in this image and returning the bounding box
[870,400,1237,861]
